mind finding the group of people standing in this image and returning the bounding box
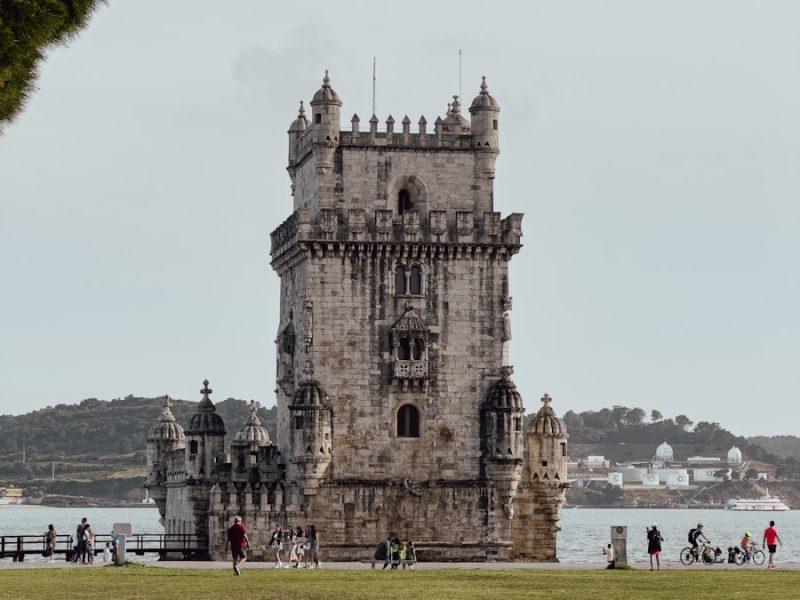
[373,536,417,570]
[225,517,320,576]
[73,518,96,564]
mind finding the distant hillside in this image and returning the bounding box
[563,406,797,476]
[748,435,800,461]
[0,396,276,502]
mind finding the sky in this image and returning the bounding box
[1,1,798,436]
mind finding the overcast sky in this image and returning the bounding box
[1,1,798,436]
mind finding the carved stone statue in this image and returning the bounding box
[501,297,513,341]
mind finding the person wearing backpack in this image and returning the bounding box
[647,524,663,571]
[688,523,709,560]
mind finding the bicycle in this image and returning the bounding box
[735,542,766,566]
[680,542,715,565]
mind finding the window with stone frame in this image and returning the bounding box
[394,262,425,297]
[398,189,413,214]
[397,404,420,438]
[390,303,430,386]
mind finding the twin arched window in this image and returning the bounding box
[397,404,420,438]
[395,265,423,295]
[397,337,425,360]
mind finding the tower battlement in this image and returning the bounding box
[270,208,522,260]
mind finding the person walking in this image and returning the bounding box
[307,524,320,568]
[270,525,284,568]
[84,524,95,564]
[74,517,87,564]
[647,524,663,571]
[763,520,783,569]
[45,524,56,563]
[225,516,250,576]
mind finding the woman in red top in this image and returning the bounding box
[762,520,783,570]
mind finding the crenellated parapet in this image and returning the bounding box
[270,207,522,261]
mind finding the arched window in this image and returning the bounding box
[409,265,422,295]
[397,404,420,438]
[412,338,424,360]
[395,266,406,295]
[189,440,198,455]
[398,189,413,214]
[398,337,411,360]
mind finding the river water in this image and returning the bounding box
[1,506,797,564]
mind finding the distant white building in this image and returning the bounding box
[654,442,674,462]
[693,467,729,482]
[608,472,624,487]
[642,473,660,486]
[727,446,743,465]
[666,472,690,488]
[579,455,610,469]
[687,456,721,465]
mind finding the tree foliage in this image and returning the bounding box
[0,0,104,128]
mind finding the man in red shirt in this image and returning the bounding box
[226,516,250,575]
[762,520,783,569]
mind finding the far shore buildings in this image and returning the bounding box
[571,441,748,490]
[145,73,570,561]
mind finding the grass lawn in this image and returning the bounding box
[0,565,796,600]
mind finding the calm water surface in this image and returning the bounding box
[1,506,797,563]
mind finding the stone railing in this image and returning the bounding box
[393,360,428,380]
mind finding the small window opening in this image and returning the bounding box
[398,189,413,214]
[397,404,420,438]
[514,417,522,432]
[495,416,503,436]
[409,265,422,295]
[492,119,498,131]
[395,266,407,295]
[541,460,548,467]
[294,416,305,430]
[560,442,567,457]
[315,113,322,124]
[412,338,424,360]
[398,337,411,360]
[189,440,198,455]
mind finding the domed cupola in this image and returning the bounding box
[311,70,342,106]
[654,441,674,462]
[470,76,500,111]
[186,379,226,435]
[288,100,310,134]
[288,373,333,496]
[233,400,271,447]
[527,394,569,483]
[727,446,743,465]
[184,379,226,482]
[148,396,185,444]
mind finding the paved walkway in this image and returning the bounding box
[1,559,797,571]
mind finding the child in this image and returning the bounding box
[406,540,417,570]
[103,542,112,563]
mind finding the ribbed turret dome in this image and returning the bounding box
[486,367,523,410]
[529,394,567,436]
[392,302,427,332]
[310,70,342,106]
[292,380,330,408]
[289,101,310,133]
[233,401,270,446]
[470,76,500,111]
[185,379,226,435]
[442,95,471,133]
[147,396,185,443]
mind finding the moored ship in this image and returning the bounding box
[725,490,790,511]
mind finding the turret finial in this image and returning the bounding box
[201,379,212,399]
[298,100,305,117]
[451,95,461,114]
[322,70,330,87]
[541,393,552,406]
[480,76,488,94]
[162,395,173,409]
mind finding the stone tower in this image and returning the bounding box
[269,71,563,561]
[145,396,185,519]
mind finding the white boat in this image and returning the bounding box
[725,490,790,511]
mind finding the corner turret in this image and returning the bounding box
[184,379,226,482]
[469,76,500,178]
[145,396,185,516]
[287,101,309,195]
[288,374,332,498]
[309,70,342,174]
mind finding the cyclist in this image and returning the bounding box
[687,523,709,559]
[739,531,753,561]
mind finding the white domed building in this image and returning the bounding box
[654,441,674,463]
[727,446,743,465]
